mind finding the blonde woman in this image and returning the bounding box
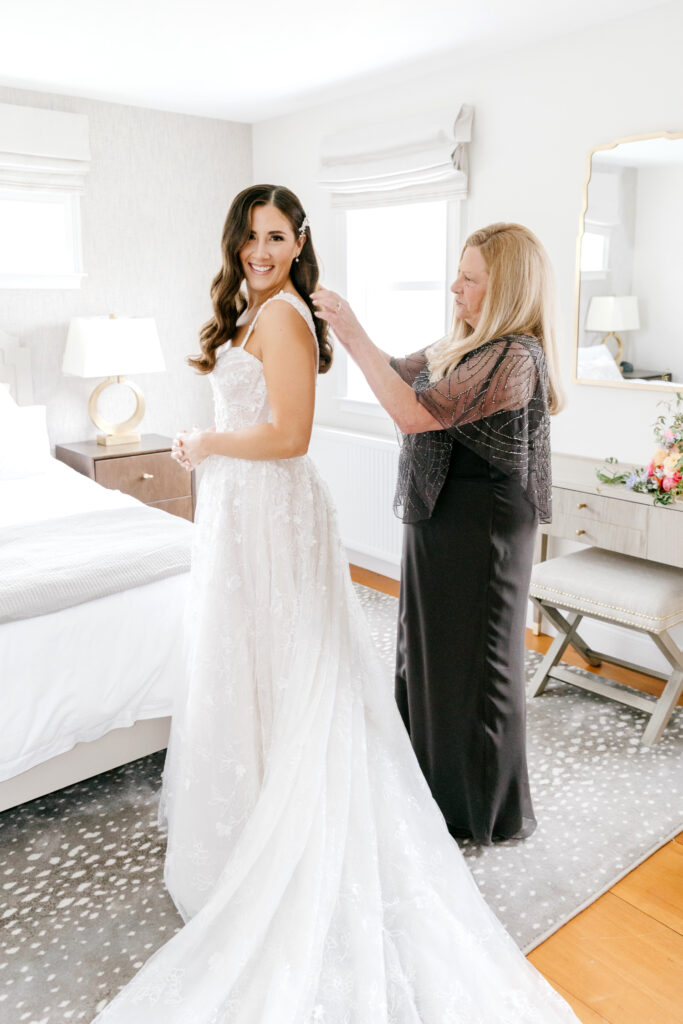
[313,223,563,846]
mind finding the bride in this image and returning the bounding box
[92,184,578,1022]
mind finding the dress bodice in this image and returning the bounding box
[210,291,316,433]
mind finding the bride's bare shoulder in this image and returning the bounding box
[257,295,309,328]
[253,295,316,361]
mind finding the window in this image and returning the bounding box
[0,101,90,289]
[345,201,450,403]
[580,229,610,276]
[0,188,84,288]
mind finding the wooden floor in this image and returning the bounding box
[350,565,683,1024]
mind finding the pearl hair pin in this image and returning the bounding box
[299,215,310,238]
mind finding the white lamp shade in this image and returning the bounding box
[62,317,166,378]
[585,296,640,332]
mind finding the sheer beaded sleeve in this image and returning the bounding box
[392,336,551,524]
[390,349,429,386]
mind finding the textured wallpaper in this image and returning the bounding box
[0,86,252,446]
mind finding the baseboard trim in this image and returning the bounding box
[346,547,400,581]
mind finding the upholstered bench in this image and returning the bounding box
[527,548,683,745]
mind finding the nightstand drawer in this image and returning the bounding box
[95,451,190,503]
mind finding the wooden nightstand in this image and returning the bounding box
[621,368,673,381]
[55,434,195,522]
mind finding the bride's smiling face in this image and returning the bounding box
[240,203,302,299]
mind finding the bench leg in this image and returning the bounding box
[528,605,584,698]
[567,633,603,669]
[641,630,683,746]
[531,598,602,668]
[641,668,683,745]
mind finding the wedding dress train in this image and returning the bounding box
[93,291,578,1023]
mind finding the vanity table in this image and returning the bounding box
[531,453,683,742]
[543,452,683,568]
[533,452,683,633]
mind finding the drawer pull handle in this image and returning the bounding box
[141,472,155,480]
[577,502,587,509]
[576,529,586,536]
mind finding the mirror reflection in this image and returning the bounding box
[575,133,683,389]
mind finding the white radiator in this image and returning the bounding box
[308,427,402,576]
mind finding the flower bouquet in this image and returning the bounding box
[596,393,683,506]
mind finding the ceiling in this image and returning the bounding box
[0,0,668,123]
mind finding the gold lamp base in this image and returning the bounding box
[96,431,142,447]
[600,331,624,366]
[88,375,145,447]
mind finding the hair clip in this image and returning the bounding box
[299,215,310,238]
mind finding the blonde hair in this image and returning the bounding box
[428,223,565,414]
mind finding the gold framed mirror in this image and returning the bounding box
[574,130,683,392]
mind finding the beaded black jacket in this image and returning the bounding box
[390,335,551,524]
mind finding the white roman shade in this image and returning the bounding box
[317,104,473,208]
[0,102,91,191]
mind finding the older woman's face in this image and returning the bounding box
[451,246,489,329]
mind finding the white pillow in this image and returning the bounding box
[576,344,623,382]
[0,403,53,479]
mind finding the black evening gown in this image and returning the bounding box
[395,439,538,845]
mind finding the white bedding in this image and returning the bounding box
[0,457,139,527]
[2,504,191,624]
[1,459,191,783]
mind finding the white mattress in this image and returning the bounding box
[1,460,190,782]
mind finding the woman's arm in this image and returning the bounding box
[311,288,442,434]
[176,301,317,468]
[312,290,540,435]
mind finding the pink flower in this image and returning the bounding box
[665,429,675,441]
[662,472,682,492]
[646,460,655,477]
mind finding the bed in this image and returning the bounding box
[0,334,193,812]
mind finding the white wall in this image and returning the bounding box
[252,0,683,462]
[0,86,252,446]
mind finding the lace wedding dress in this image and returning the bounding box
[93,292,578,1023]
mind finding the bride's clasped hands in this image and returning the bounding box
[171,426,214,471]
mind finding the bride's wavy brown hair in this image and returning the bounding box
[189,184,332,375]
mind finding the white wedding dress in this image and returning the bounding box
[93,292,578,1023]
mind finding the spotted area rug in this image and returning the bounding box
[1,584,682,1023]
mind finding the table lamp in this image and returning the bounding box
[62,315,165,446]
[585,296,640,366]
